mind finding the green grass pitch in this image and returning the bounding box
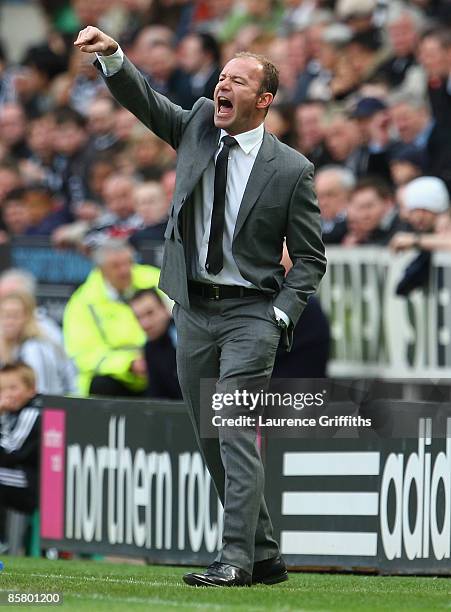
[0,556,449,611]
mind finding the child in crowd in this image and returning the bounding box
[0,362,41,520]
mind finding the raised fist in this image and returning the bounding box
[74,26,118,56]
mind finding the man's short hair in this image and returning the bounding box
[234,52,279,97]
[129,287,163,306]
[352,176,393,200]
[0,362,36,389]
[91,238,135,267]
[316,165,356,191]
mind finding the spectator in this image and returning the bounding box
[340,28,390,97]
[347,97,393,183]
[272,245,330,378]
[129,181,169,248]
[0,268,63,346]
[86,97,121,153]
[0,292,76,394]
[0,163,22,206]
[130,288,182,400]
[294,100,332,167]
[53,106,93,217]
[0,363,41,523]
[306,23,352,101]
[389,144,423,187]
[83,174,142,249]
[0,104,31,162]
[323,111,360,165]
[390,96,451,193]
[23,113,62,195]
[343,177,407,246]
[391,176,451,253]
[0,189,31,239]
[376,3,426,101]
[315,165,355,244]
[418,29,451,131]
[177,33,221,109]
[63,238,160,396]
[22,185,67,236]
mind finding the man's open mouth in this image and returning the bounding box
[217,96,234,117]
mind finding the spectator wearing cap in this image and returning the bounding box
[344,176,408,246]
[391,176,450,296]
[391,176,451,253]
[348,97,393,183]
[315,165,355,244]
[389,143,423,187]
[177,33,221,109]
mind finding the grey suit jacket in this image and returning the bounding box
[96,56,327,348]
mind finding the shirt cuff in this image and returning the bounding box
[95,45,124,77]
[273,306,290,327]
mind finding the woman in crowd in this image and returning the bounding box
[0,292,76,394]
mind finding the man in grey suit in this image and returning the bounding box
[75,26,326,587]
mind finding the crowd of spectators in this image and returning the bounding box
[0,0,451,396]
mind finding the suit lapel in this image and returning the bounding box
[233,131,277,240]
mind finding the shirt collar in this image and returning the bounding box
[220,123,264,155]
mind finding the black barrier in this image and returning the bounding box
[39,395,451,574]
[40,396,223,564]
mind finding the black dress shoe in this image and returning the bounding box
[252,555,288,585]
[183,562,252,587]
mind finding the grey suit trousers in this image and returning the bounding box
[173,293,282,574]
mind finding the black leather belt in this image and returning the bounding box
[188,280,263,300]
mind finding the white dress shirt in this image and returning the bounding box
[96,47,289,327]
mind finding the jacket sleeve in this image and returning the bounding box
[94,55,190,150]
[0,408,40,467]
[63,298,142,381]
[273,161,327,328]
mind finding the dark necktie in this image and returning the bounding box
[205,135,238,275]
